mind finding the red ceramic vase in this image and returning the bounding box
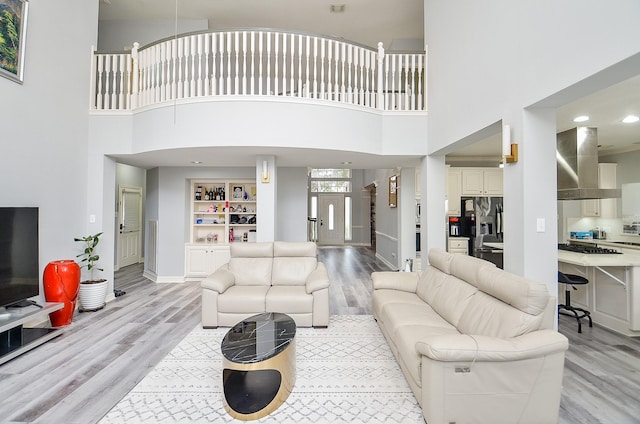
[43,260,81,327]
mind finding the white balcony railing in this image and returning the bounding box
[90,30,426,112]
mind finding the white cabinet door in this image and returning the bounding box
[185,245,210,277]
[185,245,231,279]
[461,168,484,195]
[483,169,504,195]
[447,168,462,216]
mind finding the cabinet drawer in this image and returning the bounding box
[448,239,468,249]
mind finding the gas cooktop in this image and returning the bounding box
[558,244,622,254]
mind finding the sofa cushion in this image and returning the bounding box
[218,285,269,313]
[229,258,273,285]
[415,266,448,305]
[228,242,274,286]
[477,266,550,316]
[272,257,318,286]
[456,291,545,338]
[372,289,426,321]
[274,241,317,257]
[428,248,454,274]
[429,275,478,327]
[384,303,456,336]
[230,242,274,258]
[266,286,313,313]
[449,253,495,287]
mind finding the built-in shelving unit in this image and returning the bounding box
[185,179,258,280]
[0,302,64,365]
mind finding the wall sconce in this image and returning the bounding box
[502,124,519,164]
[261,160,270,183]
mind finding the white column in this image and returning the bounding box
[399,167,417,268]
[256,156,276,242]
[423,155,447,254]
[503,109,558,316]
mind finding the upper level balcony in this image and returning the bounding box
[90,29,427,114]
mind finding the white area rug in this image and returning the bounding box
[100,315,423,423]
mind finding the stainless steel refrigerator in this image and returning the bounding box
[459,196,504,268]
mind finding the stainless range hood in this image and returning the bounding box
[557,127,621,200]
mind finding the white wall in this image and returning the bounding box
[97,19,208,51]
[0,0,99,302]
[424,0,640,291]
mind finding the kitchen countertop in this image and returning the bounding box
[558,250,640,267]
[484,241,640,266]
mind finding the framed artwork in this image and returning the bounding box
[232,185,244,199]
[0,0,28,83]
[388,175,398,208]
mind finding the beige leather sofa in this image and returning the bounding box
[372,248,569,424]
[201,241,330,328]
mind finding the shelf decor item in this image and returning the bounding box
[74,232,108,312]
[0,0,29,83]
[389,175,398,208]
[42,260,80,326]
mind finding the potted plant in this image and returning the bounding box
[75,232,108,311]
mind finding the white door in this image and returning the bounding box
[318,194,345,245]
[118,185,142,268]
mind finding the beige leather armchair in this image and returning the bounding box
[201,241,330,328]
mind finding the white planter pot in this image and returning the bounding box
[79,280,108,311]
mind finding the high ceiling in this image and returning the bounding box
[98,0,425,51]
[447,74,640,165]
[99,1,640,169]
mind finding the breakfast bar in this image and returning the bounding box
[558,244,640,336]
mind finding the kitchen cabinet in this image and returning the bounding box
[460,168,503,196]
[184,244,230,280]
[582,163,617,218]
[448,237,469,255]
[446,168,462,216]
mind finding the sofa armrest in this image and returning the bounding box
[415,330,569,362]
[201,265,235,294]
[371,271,419,293]
[306,262,330,294]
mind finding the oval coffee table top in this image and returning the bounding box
[221,312,296,364]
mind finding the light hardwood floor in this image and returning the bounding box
[0,246,638,423]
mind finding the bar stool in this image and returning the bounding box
[558,271,593,333]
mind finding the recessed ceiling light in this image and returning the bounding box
[622,115,639,123]
[573,115,589,123]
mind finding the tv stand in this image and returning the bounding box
[0,302,64,365]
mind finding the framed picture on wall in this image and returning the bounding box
[0,0,29,83]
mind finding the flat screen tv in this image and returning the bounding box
[0,207,40,308]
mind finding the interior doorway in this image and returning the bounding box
[365,183,376,250]
[117,185,142,269]
[317,194,345,245]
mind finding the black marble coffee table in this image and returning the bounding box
[221,312,297,421]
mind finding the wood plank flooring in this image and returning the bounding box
[0,246,638,423]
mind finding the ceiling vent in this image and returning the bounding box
[330,4,346,13]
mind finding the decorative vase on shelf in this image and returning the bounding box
[43,260,80,327]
